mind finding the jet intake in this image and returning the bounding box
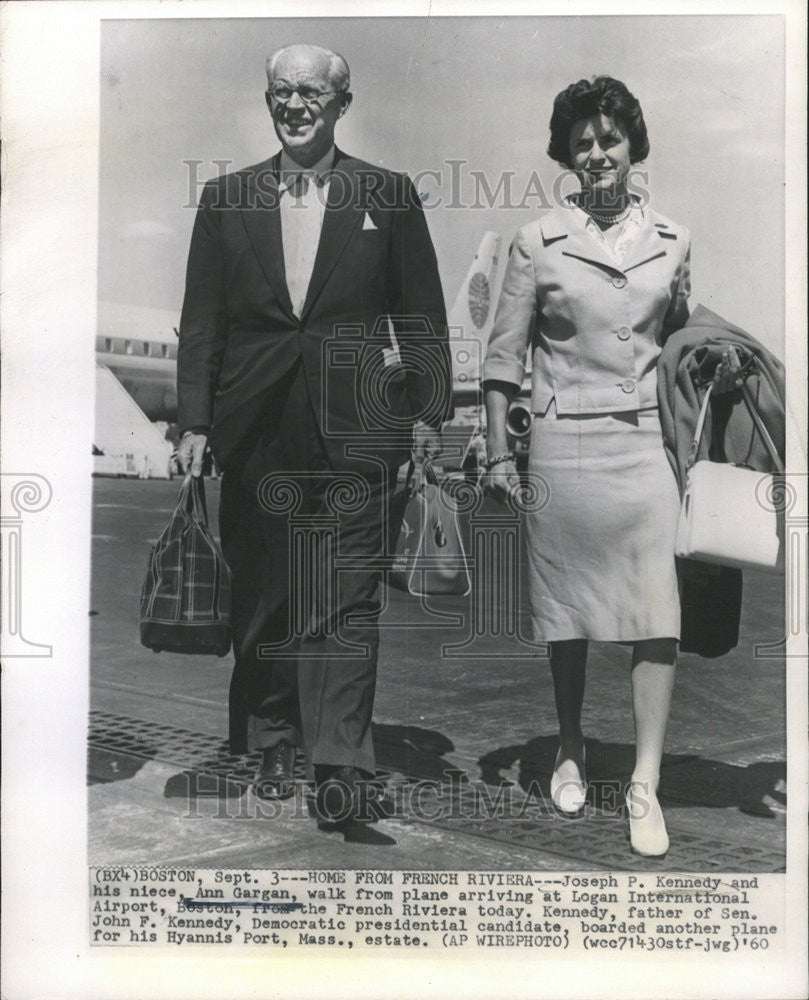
[506,401,532,439]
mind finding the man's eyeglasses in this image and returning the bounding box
[267,85,341,107]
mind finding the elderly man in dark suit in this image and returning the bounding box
[176,43,452,827]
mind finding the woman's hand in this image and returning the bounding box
[485,457,521,505]
[712,347,743,394]
[483,382,522,504]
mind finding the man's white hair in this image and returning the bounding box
[265,44,351,93]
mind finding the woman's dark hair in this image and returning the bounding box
[547,76,649,169]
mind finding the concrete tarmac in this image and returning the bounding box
[89,477,787,872]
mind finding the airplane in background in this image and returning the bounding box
[95,301,179,424]
[446,230,501,413]
[96,233,533,464]
[444,231,532,464]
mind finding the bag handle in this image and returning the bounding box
[686,383,714,470]
[459,423,484,468]
[176,473,193,512]
[190,474,209,524]
[423,460,441,488]
[688,379,784,474]
[179,473,209,525]
[739,382,784,473]
[408,457,440,492]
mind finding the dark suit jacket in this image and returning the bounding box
[177,148,452,472]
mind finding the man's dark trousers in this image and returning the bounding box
[222,360,396,778]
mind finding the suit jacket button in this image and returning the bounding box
[611,275,627,288]
[621,379,635,393]
[617,326,631,341]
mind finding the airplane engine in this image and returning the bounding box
[506,400,532,439]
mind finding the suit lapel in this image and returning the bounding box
[541,210,618,273]
[561,233,617,272]
[623,208,677,271]
[299,151,365,322]
[620,213,669,273]
[541,203,670,275]
[239,155,296,320]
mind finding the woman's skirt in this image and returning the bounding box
[525,403,681,642]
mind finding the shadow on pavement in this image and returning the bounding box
[371,723,464,783]
[478,735,788,817]
[88,745,157,785]
[97,722,789,825]
[157,722,461,803]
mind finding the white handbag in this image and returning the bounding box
[389,461,472,597]
[674,383,784,572]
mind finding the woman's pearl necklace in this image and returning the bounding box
[580,202,634,226]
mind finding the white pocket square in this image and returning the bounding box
[363,213,377,230]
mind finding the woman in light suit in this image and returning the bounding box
[483,77,694,856]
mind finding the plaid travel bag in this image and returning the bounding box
[139,474,232,656]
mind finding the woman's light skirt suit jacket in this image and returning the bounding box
[483,204,691,642]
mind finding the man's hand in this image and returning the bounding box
[177,432,208,477]
[413,420,442,462]
[409,420,442,494]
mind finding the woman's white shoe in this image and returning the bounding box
[627,780,669,857]
[550,748,587,815]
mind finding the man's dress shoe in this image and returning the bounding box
[254,740,296,801]
[315,765,366,826]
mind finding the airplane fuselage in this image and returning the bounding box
[95,334,178,422]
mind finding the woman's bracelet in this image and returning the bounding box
[483,452,516,471]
